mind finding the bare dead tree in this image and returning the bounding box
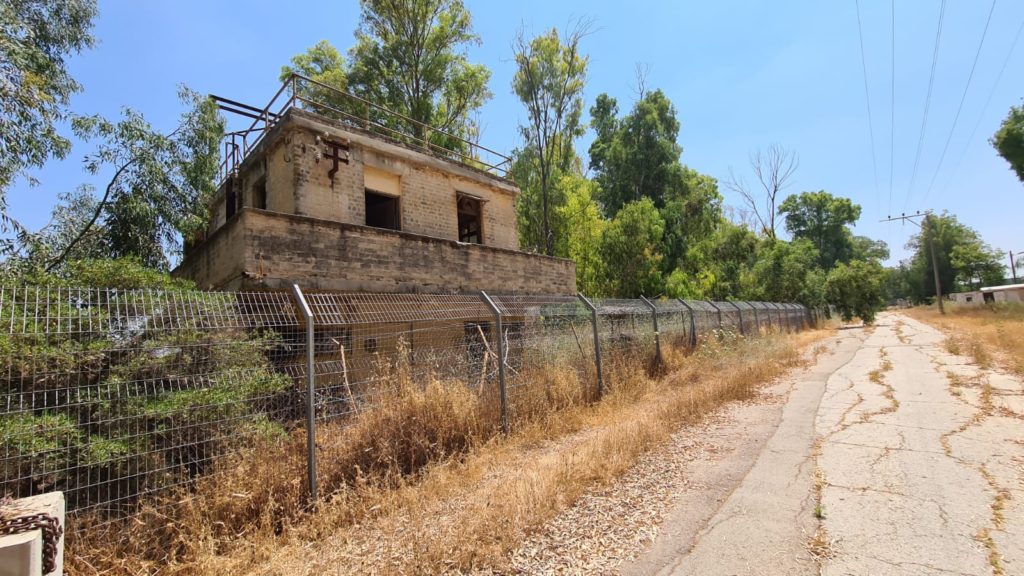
[725,144,799,238]
[631,62,651,100]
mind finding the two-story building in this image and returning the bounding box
[173,77,576,296]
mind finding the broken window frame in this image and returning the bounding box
[457,193,484,244]
[364,188,402,231]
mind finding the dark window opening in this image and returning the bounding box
[457,195,482,244]
[365,189,401,230]
[225,178,237,219]
[253,176,267,210]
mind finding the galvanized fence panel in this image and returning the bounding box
[297,291,493,424]
[0,287,303,520]
[489,294,597,415]
[0,285,823,557]
[681,300,721,336]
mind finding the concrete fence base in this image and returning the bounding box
[0,492,64,576]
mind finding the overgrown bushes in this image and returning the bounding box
[0,284,292,511]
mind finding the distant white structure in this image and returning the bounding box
[948,291,984,305]
[980,283,1024,304]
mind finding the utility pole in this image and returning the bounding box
[1011,250,1021,284]
[882,211,944,315]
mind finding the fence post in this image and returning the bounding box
[728,301,746,336]
[676,299,698,349]
[770,303,784,333]
[577,293,604,399]
[706,300,724,331]
[290,284,318,502]
[750,303,760,334]
[480,291,509,434]
[639,296,663,365]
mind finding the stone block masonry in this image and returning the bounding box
[178,109,575,295]
[175,209,576,294]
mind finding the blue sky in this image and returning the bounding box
[8,0,1024,267]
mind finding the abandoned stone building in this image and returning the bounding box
[171,77,579,391]
[173,80,576,296]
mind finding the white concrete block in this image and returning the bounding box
[0,492,64,576]
[0,530,43,576]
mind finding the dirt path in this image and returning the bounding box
[518,312,1024,575]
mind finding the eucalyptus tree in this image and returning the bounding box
[511,22,590,255]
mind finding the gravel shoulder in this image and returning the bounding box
[510,311,1024,576]
[501,328,864,575]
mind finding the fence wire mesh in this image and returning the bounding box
[0,286,820,546]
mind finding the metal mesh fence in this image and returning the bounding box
[0,287,303,519]
[0,286,821,542]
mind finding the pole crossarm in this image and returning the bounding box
[881,211,944,314]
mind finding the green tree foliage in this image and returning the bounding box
[0,0,96,236]
[588,90,684,215]
[905,213,1005,300]
[9,187,106,269]
[0,256,194,289]
[950,238,1005,290]
[598,198,665,297]
[280,40,355,120]
[851,235,890,262]
[511,24,589,255]
[991,99,1024,184]
[750,238,824,306]
[778,191,861,270]
[554,175,605,295]
[660,167,723,273]
[825,259,885,324]
[683,220,759,300]
[0,285,288,506]
[881,265,914,304]
[40,88,225,271]
[347,0,491,149]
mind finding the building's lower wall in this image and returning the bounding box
[949,291,984,305]
[174,208,576,294]
[993,289,1024,303]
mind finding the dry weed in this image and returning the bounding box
[908,304,1024,374]
[66,328,829,575]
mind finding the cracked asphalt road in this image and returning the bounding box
[626,312,1024,576]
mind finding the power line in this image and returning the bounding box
[888,0,895,216]
[906,0,948,210]
[935,11,1024,199]
[922,0,997,202]
[854,0,881,212]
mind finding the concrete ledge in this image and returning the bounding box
[0,493,64,576]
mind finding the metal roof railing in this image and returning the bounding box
[213,73,513,186]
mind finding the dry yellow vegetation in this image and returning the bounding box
[68,329,829,575]
[906,303,1024,375]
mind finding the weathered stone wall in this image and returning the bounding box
[175,211,247,290]
[204,111,520,251]
[175,209,576,295]
[182,111,558,294]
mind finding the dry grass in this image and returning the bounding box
[67,329,829,575]
[906,303,1024,374]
